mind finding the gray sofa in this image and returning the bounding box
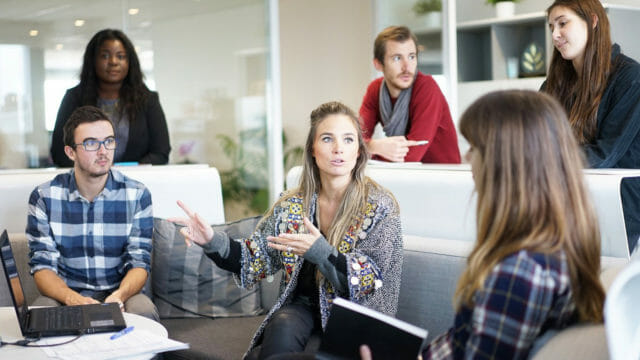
[1,231,614,360]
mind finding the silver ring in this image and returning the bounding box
[286,246,293,252]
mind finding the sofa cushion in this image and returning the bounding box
[397,236,469,342]
[152,217,262,318]
[529,323,608,360]
[161,316,265,360]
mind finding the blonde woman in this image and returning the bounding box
[171,101,402,359]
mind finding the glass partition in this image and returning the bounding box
[0,0,277,220]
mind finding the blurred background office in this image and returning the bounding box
[0,0,639,220]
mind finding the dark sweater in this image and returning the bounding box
[544,44,640,252]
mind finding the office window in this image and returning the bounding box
[0,0,277,219]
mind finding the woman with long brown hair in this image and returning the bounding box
[171,101,402,359]
[419,90,605,359]
[542,0,640,253]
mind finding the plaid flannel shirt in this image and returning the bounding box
[424,250,577,360]
[27,169,152,293]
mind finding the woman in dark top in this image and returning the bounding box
[542,0,640,253]
[51,29,170,167]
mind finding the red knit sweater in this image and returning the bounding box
[359,72,461,163]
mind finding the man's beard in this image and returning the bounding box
[78,157,112,178]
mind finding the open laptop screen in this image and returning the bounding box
[0,230,29,330]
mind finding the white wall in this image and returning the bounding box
[279,0,374,150]
[151,3,267,169]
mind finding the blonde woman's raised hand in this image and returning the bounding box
[267,217,321,256]
[168,200,214,247]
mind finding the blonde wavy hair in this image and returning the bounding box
[457,90,604,322]
[273,101,374,249]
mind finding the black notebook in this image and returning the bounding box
[0,230,126,338]
[318,297,428,360]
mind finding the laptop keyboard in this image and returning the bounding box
[44,306,83,329]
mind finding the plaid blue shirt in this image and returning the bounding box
[27,169,152,293]
[423,250,578,359]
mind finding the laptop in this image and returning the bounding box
[0,230,126,338]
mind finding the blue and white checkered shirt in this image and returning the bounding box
[26,169,152,293]
[423,250,577,359]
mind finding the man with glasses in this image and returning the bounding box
[26,106,158,320]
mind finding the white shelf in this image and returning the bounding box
[413,25,442,35]
[458,11,546,30]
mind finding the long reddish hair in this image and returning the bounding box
[543,0,611,144]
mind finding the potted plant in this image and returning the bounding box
[412,0,442,28]
[486,0,519,18]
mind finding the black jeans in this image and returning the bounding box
[255,302,321,360]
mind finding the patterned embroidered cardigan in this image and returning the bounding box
[237,181,403,356]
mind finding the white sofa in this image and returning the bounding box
[0,164,225,233]
[287,164,635,268]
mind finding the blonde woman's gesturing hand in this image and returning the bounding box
[168,200,214,247]
[267,217,321,256]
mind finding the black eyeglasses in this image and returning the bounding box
[74,137,117,151]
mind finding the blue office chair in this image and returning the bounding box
[605,260,640,360]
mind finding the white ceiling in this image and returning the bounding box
[0,0,262,50]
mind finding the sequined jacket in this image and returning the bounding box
[236,181,403,356]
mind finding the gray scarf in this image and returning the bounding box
[378,78,414,136]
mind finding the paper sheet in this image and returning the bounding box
[38,329,188,360]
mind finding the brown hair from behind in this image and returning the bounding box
[543,0,611,144]
[457,90,604,323]
[63,106,114,148]
[374,26,418,64]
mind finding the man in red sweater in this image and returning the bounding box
[359,26,461,163]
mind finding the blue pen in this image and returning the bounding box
[110,326,134,340]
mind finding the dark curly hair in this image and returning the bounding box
[79,29,149,123]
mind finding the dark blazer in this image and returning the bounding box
[50,85,171,167]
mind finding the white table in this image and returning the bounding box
[0,307,167,359]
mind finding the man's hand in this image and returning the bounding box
[367,136,421,162]
[105,291,125,312]
[64,292,100,306]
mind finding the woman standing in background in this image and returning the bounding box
[50,29,170,167]
[542,0,640,253]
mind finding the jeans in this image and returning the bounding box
[251,302,321,360]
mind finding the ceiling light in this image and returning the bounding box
[74,19,85,27]
[29,29,38,37]
[56,43,64,50]
[128,8,139,15]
